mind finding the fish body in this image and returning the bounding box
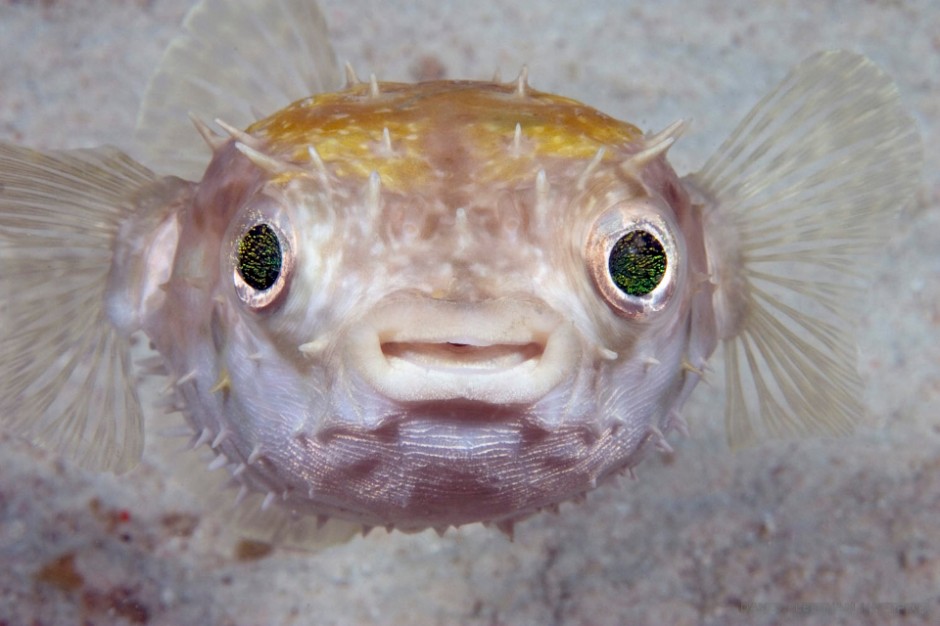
[0,0,921,542]
[128,78,710,531]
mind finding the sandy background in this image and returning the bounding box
[0,0,938,624]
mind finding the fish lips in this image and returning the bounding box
[342,294,581,407]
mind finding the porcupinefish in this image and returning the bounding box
[0,0,922,542]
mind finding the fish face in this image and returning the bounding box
[147,80,712,530]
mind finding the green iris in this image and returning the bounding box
[608,230,667,296]
[236,224,282,290]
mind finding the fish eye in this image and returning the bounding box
[586,201,679,318]
[608,230,667,297]
[233,221,292,309]
[237,224,281,290]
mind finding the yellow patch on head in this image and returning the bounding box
[247,80,643,193]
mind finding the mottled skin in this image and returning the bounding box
[129,79,716,531]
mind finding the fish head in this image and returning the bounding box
[149,79,717,530]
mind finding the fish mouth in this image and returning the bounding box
[345,294,580,405]
[380,340,545,373]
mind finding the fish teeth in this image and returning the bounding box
[207,455,228,471]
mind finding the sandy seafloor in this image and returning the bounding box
[0,0,938,624]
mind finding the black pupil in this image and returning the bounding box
[608,230,667,297]
[236,224,282,290]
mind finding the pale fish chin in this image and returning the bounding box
[340,293,582,406]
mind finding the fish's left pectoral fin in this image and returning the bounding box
[0,143,157,472]
[226,491,363,552]
[686,51,923,447]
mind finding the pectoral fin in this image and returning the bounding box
[687,51,922,446]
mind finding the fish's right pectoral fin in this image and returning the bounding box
[0,143,159,473]
[687,51,922,447]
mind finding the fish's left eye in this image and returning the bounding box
[587,201,679,318]
[608,230,667,297]
[233,221,292,309]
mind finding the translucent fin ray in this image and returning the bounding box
[688,51,922,446]
[134,0,342,179]
[0,143,155,472]
[228,491,363,551]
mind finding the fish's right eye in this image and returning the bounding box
[237,224,282,290]
[233,221,292,309]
